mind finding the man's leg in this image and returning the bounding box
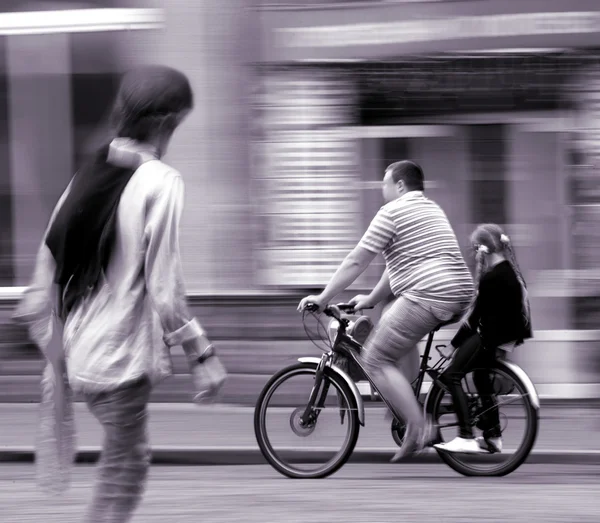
[380,297,421,384]
[396,343,421,384]
[362,298,445,451]
[84,377,152,523]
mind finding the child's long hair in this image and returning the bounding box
[462,223,531,327]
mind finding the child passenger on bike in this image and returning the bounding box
[434,223,532,455]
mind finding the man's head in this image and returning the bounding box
[382,160,425,203]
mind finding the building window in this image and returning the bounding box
[0,8,162,287]
[468,124,508,226]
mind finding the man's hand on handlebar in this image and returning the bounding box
[298,294,375,316]
[297,294,325,312]
[348,294,374,312]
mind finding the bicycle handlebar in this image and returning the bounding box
[304,302,374,319]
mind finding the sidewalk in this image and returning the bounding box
[1,403,599,465]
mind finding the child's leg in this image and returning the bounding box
[439,334,485,439]
[472,361,502,439]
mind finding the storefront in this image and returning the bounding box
[0,1,258,294]
[1,1,599,331]
[2,1,600,401]
[255,1,600,333]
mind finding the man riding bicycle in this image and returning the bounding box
[299,160,474,462]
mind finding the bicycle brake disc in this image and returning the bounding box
[290,407,317,437]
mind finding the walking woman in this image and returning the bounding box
[435,223,532,454]
[14,65,226,522]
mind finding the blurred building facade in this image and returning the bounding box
[253,0,600,334]
[0,2,599,326]
[2,0,600,400]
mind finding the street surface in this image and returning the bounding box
[1,403,599,452]
[1,463,598,523]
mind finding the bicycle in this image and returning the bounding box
[254,302,540,479]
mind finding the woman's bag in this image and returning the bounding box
[36,313,77,495]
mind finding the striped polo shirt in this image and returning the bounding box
[359,191,474,304]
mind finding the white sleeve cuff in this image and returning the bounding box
[163,318,205,347]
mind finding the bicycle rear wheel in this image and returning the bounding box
[426,363,538,476]
[254,362,360,479]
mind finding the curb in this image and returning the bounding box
[2,447,600,466]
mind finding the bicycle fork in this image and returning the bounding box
[299,354,332,427]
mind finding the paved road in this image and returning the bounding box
[1,403,599,452]
[1,463,599,523]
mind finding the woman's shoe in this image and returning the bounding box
[434,437,488,454]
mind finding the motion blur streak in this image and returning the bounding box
[1,1,600,522]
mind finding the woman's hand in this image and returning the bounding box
[348,294,373,311]
[188,341,227,404]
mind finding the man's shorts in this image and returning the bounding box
[362,297,467,368]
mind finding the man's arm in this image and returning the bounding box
[368,269,394,306]
[319,208,395,304]
[319,246,377,304]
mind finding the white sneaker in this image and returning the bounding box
[476,436,503,453]
[434,437,488,454]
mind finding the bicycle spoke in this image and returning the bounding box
[475,392,532,421]
[255,364,360,479]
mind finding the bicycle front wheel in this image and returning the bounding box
[427,363,538,477]
[254,362,360,479]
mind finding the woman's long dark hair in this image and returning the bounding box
[45,65,194,320]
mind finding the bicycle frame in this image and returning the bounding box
[335,323,447,420]
[298,309,448,428]
[321,326,522,433]
[296,308,541,469]
[258,304,541,478]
